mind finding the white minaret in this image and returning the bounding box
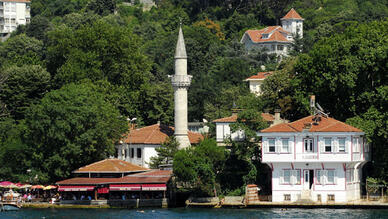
[170,25,192,149]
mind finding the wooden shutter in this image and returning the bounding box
[333,139,339,153]
[288,140,293,153]
[319,138,325,153]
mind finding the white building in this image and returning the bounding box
[116,123,203,168]
[245,71,273,96]
[258,114,370,203]
[240,8,303,57]
[213,111,286,145]
[0,0,31,40]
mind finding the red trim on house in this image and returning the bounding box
[291,163,294,170]
[351,136,353,161]
[294,136,296,160]
[270,163,274,171]
[321,163,325,170]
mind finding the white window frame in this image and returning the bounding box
[281,138,289,153]
[268,138,276,153]
[324,138,332,152]
[304,138,313,152]
[338,138,346,152]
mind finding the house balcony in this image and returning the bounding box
[262,150,370,163]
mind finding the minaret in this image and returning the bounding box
[170,24,192,149]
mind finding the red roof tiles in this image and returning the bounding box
[246,72,273,80]
[244,26,290,43]
[121,124,203,145]
[281,8,303,20]
[260,115,362,133]
[73,159,148,173]
[56,170,172,185]
[213,113,275,123]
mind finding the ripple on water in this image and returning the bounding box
[0,208,388,219]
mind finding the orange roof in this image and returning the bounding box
[281,8,303,20]
[73,159,148,173]
[244,26,290,43]
[213,113,275,123]
[246,71,273,80]
[57,169,172,185]
[1,0,30,2]
[121,124,203,145]
[260,115,363,133]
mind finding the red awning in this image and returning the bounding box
[109,184,141,191]
[97,187,109,194]
[58,185,95,192]
[141,184,166,191]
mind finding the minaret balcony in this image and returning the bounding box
[169,75,192,87]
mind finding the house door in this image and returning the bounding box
[304,170,314,190]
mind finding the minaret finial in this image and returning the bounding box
[175,21,187,59]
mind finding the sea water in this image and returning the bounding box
[1,208,388,219]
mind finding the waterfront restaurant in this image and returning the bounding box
[55,159,172,206]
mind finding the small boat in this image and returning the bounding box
[1,203,20,211]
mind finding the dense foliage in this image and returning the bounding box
[0,0,386,191]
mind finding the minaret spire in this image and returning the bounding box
[170,24,192,149]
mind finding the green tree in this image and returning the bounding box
[24,82,128,182]
[0,65,51,120]
[149,136,179,169]
[0,34,45,69]
[87,0,116,16]
[173,138,227,196]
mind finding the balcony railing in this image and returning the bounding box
[169,75,192,88]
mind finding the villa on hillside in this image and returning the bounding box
[116,123,203,168]
[245,71,273,96]
[240,8,303,57]
[257,100,370,203]
[0,0,31,41]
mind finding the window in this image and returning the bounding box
[277,45,284,51]
[124,149,127,159]
[271,45,275,51]
[281,169,300,185]
[317,194,321,202]
[130,148,134,158]
[262,34,269,39]
[324,138,332,152]
[327,194,335,201]
[353,137,360,152]
[281,139,289,153]
[11,18,15,24]
[268,139,275,152]
[284,194,291,201]
[327,170,335,184]
[338,138,346,152]
[283,170,291,184]
[26,18,30,23]
[5,18,9,24]
[304,138,313,152]
[317,170,336,184]
[136,148,141,158]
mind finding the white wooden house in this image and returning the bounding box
[258,114,370,203]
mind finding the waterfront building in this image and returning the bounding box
[116,123,203,168]
[257,102,370,203]
[245,71,273,96]
[240,8,303,57]
[213,110,286,145]
[56,159,173,207]
[0,0,31,41]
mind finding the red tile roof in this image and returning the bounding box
[246,72,273,80]
[213,113,275,123]
[121,124,203,145]
[56,170,172,185]
[244,26,290,43]
[260,115,363,133]
[73,159,148,173]
[281,8,303,20]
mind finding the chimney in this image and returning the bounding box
[260,65,266,71]
[310,95,316,115]
[273,109,282,125]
